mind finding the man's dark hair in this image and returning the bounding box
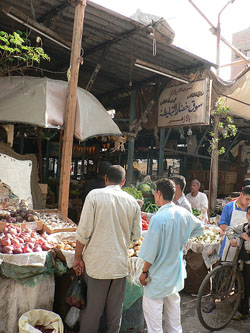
[106,165,125,184]
[242,185,250,196]
[156,178,176,201]
[242,178,250,188]
[99,161,112,177]
[170,175,186,191]
[247,205,250,213]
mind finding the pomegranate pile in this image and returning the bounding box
[0,225,54,254]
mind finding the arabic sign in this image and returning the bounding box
[158,79,211,127]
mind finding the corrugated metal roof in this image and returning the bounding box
[0,0,214,104]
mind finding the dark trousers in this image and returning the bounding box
[239,263,250,315]
[79,273,126,333]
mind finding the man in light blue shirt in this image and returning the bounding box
[139,178,203,333]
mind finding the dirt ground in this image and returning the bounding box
[65,292,250,333]
[181,292,250,333]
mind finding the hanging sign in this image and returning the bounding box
[158,79,212,127]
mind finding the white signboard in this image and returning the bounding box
[0,153,33,208]
[158,79,212,127]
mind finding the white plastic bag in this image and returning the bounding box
[19,309,63,333]
[64,306,80,329]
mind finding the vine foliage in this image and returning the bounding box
[0,30,50,77]
[209,99,237,155]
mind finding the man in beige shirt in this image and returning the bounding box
[73,165,141,333]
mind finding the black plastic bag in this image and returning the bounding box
[65,276,87,309]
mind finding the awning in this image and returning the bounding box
[0,76,121,140]
[208,68,250,121]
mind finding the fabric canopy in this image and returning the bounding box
[207,68,250,121]
[0,76,121,141]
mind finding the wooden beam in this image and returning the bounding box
[1,6,71,50]
[85,45,111,91]
[84,21,158,57]
[37,1,71,24]
[135,59,190,83]
[58,0,87,218]
[194,126,211,154]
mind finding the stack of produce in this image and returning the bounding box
[191,228,221,244]
[137,182,155,198]
[122,187,143,199]
[0,208,41,224]
[38,212,76,233]
[0,225,54,254]
[142,200,158,213]
[192,208,201,217]
[141,214,150,231]
[55,239,76,251]
[128,237,144,257]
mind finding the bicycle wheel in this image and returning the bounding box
[197,263,243,331]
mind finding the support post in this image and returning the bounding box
[209,116,219,212]
[126,90,137,185]
[158,128,165,176]
[158,128,172,176]
[58,0,87,218]
[38,127,43,183]
[45,140,49,181]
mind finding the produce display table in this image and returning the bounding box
[184,227,221,294]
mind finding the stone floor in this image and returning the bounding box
[65,292,250,333]
[181,292,250,333]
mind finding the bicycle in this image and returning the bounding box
[196,242,244,331]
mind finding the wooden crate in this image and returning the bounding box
[225,172,237,184]
[38,209,77,234]
[218,184,235,195]
[0,222,26,232]
[25,220,43,231]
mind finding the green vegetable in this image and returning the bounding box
[122,187,143,199]
[192,208,201,217]
[142,201,159,213]
[138,183,152,194]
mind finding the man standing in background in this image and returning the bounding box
[170,175,192,213]
[82,160,111,204]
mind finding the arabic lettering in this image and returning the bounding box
[187,91,204,99]
[159,97,177,106]
[169,86,192,97]
[168,114,191,124]
[160,100,203,119]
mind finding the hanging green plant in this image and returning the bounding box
[209,98,237,155]
[0,30,50,77]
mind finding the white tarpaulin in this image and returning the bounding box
[222,71,250,120]
[0,76,121,140]
[206,68,250,121]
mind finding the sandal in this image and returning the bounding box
[202,301,216,313]
[233,312,248,321]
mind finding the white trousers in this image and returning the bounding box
[143,293,182,333]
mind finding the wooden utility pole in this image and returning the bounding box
[58,0,87,218]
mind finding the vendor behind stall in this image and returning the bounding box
[82,161,111,204]
[219,185,250,261]
[186,179,208,222]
